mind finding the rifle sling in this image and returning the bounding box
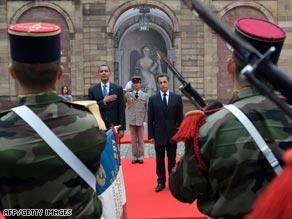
[224,104,282,175]
[12,105,96,191]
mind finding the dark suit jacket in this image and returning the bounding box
[148,92,183,145]
[88,82,126,130]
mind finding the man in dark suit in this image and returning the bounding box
[148,74,183,192]
[88,64,126,138]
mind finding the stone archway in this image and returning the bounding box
[111,5,176,95]
[107,0,180,34]
[217,5,272,103]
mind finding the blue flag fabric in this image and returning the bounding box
[96,129,120,194]
[96,129,127,219]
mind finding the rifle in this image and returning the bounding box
[156,50,206,109]
[182,0,292,117]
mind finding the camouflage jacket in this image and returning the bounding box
[0,92,106,219]
[169,87,292,219]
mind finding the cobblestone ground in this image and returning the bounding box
[119,141,185,159]
[119,126,186,159]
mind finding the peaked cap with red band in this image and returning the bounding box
[8,22,61,63]
[234,18,286,64]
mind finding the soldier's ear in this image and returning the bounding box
[56,65,64,80]
[227,58,236,76]
[9,64,17,80]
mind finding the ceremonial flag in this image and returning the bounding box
[96,128,127,219]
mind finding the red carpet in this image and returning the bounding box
[120,133,151,144]
[0,158,207,219]
[122,158,207,219]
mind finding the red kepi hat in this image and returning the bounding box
[8,22,61,63]
[234,18,286,64]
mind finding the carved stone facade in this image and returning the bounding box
[0,0,291,112]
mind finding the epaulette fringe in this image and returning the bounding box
[172,110,208,172]
[73,101,107,131]
[172,110,205,142]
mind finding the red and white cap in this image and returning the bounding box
[8,22,61,63]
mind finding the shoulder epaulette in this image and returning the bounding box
[172,110,208,172]
[204,100,224,115]
[172,101,224,173]
[204,107,223,115]
[62,100,86,109]
[68,100,106,131]
[172,110,205,142]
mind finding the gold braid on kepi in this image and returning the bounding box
[73,101,106,131]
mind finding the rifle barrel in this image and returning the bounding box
[182,0,292,116]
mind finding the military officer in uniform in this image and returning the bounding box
[169,18,292,219]
[125,75,149,164]
[0,23,106,218]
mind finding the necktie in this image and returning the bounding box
[102,84,107,97]
[135,92,139,99]
[163,93,167,110]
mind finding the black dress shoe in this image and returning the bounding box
[155,183,165,192]
[137,160,144,164]
[131,160,138,164]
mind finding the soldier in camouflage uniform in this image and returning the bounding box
[169,18,292,219]
[0,23,106,218]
